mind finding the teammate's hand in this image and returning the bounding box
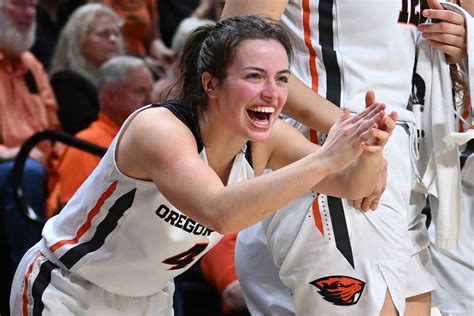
[418,0,466,64]
[360,90,397,154]
[360,111,397,154]
[353,159,387,211]
[319,102,386,173]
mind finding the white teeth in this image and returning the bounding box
[249,107,275,113]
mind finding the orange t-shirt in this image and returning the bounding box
[0,51,60,159]
[47,113,118,217]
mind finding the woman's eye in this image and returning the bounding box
[246,73,262,80]
[277,76,289,83]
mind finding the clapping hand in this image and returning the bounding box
[352,90,396,211]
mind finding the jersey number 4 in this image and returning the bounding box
[162,243,209,270]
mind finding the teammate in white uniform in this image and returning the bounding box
[10,15,396,315]
[430,3,473,312]
[222,1,468,315]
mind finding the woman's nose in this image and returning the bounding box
[261,80,278,101]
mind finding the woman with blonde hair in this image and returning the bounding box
[50,3,124,134]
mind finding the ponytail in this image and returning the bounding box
[175,23,215,107]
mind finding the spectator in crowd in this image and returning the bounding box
[47,55,153,216]
[49,3,123,135]
[0,0,60,313]
[0,0,60,268]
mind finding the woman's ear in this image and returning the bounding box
[201,72,217,98]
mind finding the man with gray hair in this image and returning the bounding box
[47,55,153,214]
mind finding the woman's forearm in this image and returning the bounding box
[342,152,384,200]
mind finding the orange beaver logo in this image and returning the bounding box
[310,275,365,306]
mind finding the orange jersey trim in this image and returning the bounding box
[312,194,324,236]
[302,0,319,92]
[49,181,118,252]
[22,252,42,315]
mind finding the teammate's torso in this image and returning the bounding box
[282,0,428,118]
[41,102,255,297]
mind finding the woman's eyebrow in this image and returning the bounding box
[243,66,291,75]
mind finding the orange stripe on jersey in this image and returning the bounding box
[22,252,42,315]
[303,1,324,236]
[49,181,118,252]
[302,0,319,92]
[309,129,319,144]
[304,0,321,148]
[312,193,324,236]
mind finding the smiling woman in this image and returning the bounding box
[11,15,395,315]
[199,38,291,142]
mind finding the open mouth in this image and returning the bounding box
[247,106,275,127]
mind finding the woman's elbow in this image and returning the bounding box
[203,216,237,235]
[210,222,237,235]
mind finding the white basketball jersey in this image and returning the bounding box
[241,1,432,314]
[41,103,255,297]
[282,0,425,120]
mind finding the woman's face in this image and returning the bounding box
[82,15,121,68]
[213,39,290,142]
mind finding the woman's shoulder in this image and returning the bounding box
[151,100,204,150]
[132,102,191,135]
[126,103,200,149]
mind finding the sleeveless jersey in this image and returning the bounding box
[281,0,428,120]
[41,101,255,297]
